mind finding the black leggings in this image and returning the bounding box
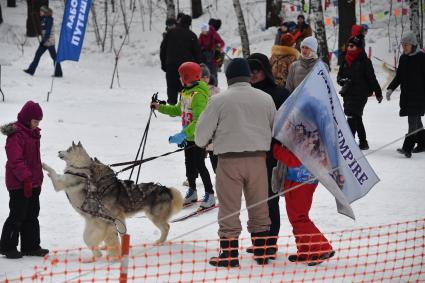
[184,141,214,194]
[347,114,367,142]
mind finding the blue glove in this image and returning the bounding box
[169,131,187,146]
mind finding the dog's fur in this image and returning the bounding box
[42,142,183,261]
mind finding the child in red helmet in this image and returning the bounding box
[151,62,215,209]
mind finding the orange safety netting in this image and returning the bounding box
[2,218,424,282]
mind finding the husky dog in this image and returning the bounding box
[42,142,183,261]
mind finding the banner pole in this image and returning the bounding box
[46,61,57,102]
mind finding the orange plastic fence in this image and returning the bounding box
[1,218,424,282]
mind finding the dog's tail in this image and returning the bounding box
[169,187,184,215]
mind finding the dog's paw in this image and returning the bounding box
[42,163,53,172]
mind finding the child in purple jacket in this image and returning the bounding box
[0,101,49,259]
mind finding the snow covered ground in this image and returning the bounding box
[0,0,424,282]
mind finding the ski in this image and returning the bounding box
[171,205,219,223]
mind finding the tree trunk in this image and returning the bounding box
[165,0,176,20]
[266,0,282,29]
[409,0,422,48]
[7,0,16,8]
[232,0,250,58]
[191,0,202,19]
[311,0,329,66]
[337,0,355,65]
[0,3,3,24]
[26,0,41,37]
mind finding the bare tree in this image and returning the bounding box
[0,3,3,24]
[26,0,41,37]
[233,0,250,58]
[311,0,329,66]
[192,0,203,19]
[165,0,176,20]
[266,0,282,29]
[409,0,422,48]
[337,0,355,65]
[91,3,102,46]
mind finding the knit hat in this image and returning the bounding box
[40,6,52,15]
[225,58,251,85]
[247,53,275,84]
[200,63,211,78]
[300,36,318,53]
[401,31,418,46]
[347,35,365,49]
[179,14,192,28]
[17,100,43,127]
[201,23,209,32]
[280,33,295,47]
[351,24,363,36]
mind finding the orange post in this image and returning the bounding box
[119,234,130,283]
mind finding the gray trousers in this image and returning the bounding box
[216,152,271,238]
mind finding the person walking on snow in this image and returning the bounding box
[195,58,276,268]
[198,22,224,86]
[386,31,425,157]
[0,101,49,259]
[24,6,63,77]
[151,62,215,209]
[337,35,383,150]
[275,36,335,265]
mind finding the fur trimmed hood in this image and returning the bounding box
[271,45,300,58]
[1,122,17,136]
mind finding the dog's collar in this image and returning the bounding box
[69,165,91,170]
[65,170,89,179]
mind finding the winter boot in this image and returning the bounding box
[288,250,335,266]
[4,249,23,259]
[183,189,197,205]
[251,231,270,265]
[246,236,278,260]
[359,140,369,150]
[398,134,416,158]
[413,129,425,153]
[209,238,239,268]
[22,248,49,257]
[199,193,216,209]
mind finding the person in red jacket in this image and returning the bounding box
[198,22,224,86]
[273,143,335,266]
[0,101,49,259]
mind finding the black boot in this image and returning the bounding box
[21,248,49,257]
[251,231,270,265]
[209,238,239,268]
[246,237,277,260]
[413,129,425,153]
[4,249,23,259]
[359,140,369,150]
[398,134,415,158]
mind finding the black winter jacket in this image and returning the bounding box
[337,51,382,116]
[159,25,201,70]
[251,80,290,110]
[388,50,425,117]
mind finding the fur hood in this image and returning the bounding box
[1,122,17,136]
[271,45,300,58]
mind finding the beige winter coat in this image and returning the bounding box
[195,82,276,155]
[285,56,319,93]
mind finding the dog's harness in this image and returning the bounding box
[64,170,127,234]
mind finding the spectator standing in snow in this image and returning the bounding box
[245,53,290,259]
[24,6,62,77]
[198,21,224,86]
[270,33,300,88]
[275,36,335,265]
[160,14,201,105]
[386,31,425,157]
[196,58,276,268]
[151,62,215,209]
[293,15,312,51]
[0,101,49,259]
[337,34,382,150]
[274,21,297,45]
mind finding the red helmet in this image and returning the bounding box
[178,62,201,85]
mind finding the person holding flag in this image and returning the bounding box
[24,6,63,77]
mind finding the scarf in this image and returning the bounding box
[345,48,363,66]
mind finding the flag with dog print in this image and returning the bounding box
[273,60,380,220]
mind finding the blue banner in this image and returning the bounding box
[57,0,92,63]
[273,61,380,220]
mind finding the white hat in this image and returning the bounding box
[301,36,318,53]
[401,31,418,46]
[201,23,209,32]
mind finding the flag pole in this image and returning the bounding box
[46,61,57,102]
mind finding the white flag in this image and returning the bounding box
[273,61,380,220]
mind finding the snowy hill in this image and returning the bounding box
[0,0,424,281]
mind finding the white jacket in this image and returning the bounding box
[195,82,276,155]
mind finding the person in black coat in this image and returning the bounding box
[159,14,201,105]
[247,53,290,258]
[387,31,425,157]
[337,35,382,150]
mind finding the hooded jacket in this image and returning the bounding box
[2,101,43,190]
